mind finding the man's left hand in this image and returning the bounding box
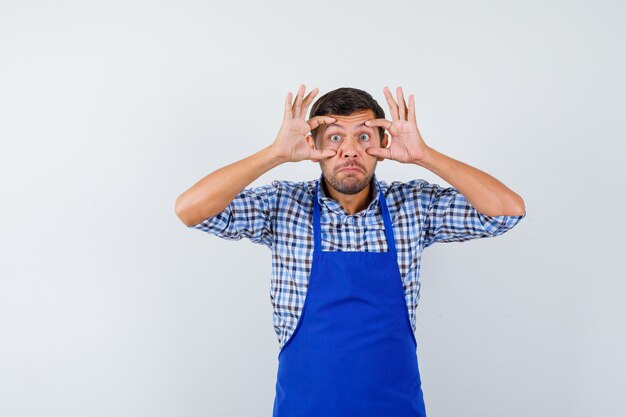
[365,86,430,164]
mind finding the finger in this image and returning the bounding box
[284,92,293,120]
[383,86,400,121]
[364,118,392,131]
[397,87,407,120]
[365,147,391,160]
[408,94,417,125]
[309,149,337,162]
[300,87,319,119]
[307,115,337,130]
[293,84,305,119]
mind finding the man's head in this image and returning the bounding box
[306,87,389,195]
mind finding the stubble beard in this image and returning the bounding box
[321,163,376,195]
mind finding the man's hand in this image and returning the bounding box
[364,86,525,216]
[364,86,430,164]
[270,84,338,163]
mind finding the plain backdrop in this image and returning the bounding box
[1,0,624,416]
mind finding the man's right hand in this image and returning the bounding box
[176,84,336,227]
[270,84,337,163]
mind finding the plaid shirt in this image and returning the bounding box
[188,172,526,351]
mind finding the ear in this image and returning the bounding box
[306,134,321,164]
[376,133,389,162]
[306,134,317,149]
[380,132,389,148]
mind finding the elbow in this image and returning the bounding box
[491,195,526,217]
[510,207,526,217]
[175,194,194,227]
[515,195,526,216]
[508,196,526,216]
[500,190,526,216]
[175,193,212,227]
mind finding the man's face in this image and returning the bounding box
[307,109,388,195]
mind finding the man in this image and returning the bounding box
[175,85,526,417]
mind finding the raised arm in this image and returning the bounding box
[365,86,525,217]
[175,84,337,227]
[413,147,525,216]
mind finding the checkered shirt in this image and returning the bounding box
[188,172,526,350]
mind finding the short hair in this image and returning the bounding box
[309,87,386,144]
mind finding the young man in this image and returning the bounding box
[175,85,526,417]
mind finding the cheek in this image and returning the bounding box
[360,141,376,154]
[317,138,331,149]
[327,140,341,149]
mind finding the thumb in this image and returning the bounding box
[365,147,389,159]
[309,149,336,162]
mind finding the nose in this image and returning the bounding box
[338,137,360,158]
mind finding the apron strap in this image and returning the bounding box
[313,180,322,250]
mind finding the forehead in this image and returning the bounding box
[324,109,376,130]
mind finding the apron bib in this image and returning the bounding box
[272,177,427,417]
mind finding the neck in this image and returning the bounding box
[322,178,374,215]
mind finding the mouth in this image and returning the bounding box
[339,166,363,173]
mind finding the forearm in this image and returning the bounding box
[415,146,526,216]
[175,145,284,227]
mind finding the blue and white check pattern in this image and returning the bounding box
[189,173,526,350]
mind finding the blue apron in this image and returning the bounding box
[272,177,427,417]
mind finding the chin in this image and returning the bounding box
[326,170,374,195]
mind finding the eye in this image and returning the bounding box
[329,134,341,142]
[359,133,370,141]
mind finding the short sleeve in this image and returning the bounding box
[418,181,526,249]
[187,183,277,249]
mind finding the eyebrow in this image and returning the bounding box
[325,122,372,131]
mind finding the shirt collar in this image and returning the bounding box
[316,172,381,216]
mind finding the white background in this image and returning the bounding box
[1,0,624,416]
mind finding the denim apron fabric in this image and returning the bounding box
[272,177,427,417]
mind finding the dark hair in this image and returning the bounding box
[309,87,386,144]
